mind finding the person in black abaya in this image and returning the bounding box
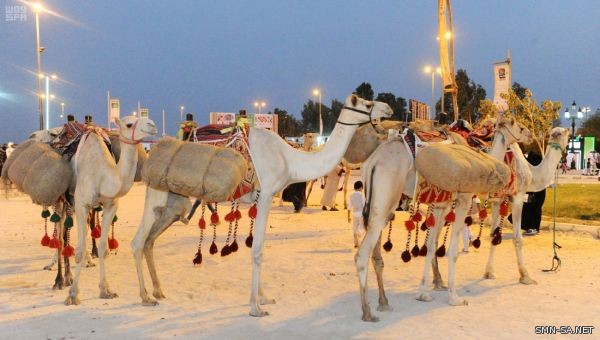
[521,150,545,235]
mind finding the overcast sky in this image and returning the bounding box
[1,0,599,141]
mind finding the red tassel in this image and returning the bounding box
[198,217,206,229]
[401,250,411,263]
[41,233,50,247]
[478,209,488,220]
[426,213,436,228]
[108,238,119,250]
[209,241,218,254]
[464,216,473,226]
[445,211,456,223]
[234,209,242,220]
[224,212,235,223]
[91,226,102,239]
[49,238,61,249]
[62,245,75,257]
[193,251,203,265]
[499,201,509,217]
[404,220,416,231]
[413,211,423,222]
[210,212,219,225]
[248,204,258,219]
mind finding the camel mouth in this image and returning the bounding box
[142,128,158,135]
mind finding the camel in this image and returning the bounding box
[356,116,531,321]
[483,127,570,282]
[130,95,393,312]
[64,115,157,305]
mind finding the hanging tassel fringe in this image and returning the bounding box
[383,219,393,252]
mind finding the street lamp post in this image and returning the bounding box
[423,66,441,120]
[312,89,322,135]
[60,102,65,120]
[254,101,266,115]
[180,105,185,121]
[581,106,591,121]
[564,100,583,162]
[33,2,44,130]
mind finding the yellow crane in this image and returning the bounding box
[438,0,459,122]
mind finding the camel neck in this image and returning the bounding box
[489,131,510,160]
[291,123,358,182]
[115,141,138,196]
[527,145,562,192]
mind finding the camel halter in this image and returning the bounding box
[338,105,375,127]
[119,119,141,145]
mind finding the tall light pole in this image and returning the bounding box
[581,106,591,121]
[312,89,322,135]
[180,105,185,121]
[254,101,266,115]
[423,66,441,120]
[60,102,65,120]
[564,100,583,163]
[33,2,44,130]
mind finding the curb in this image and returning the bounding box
[540,220,600,239]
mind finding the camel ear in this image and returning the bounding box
[551,130,562,139]
[351,94,358,106]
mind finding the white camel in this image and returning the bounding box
[130,95,393,312]
[483,127,570,281]
[356,116,531,321]
[64,116,157,305]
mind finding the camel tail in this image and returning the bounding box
[362,165,376,230]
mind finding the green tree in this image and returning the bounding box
[275,108,302,137]
[436,69,486,123]
[580,111,600,152]
[375,92,407,121]
[512,82,528,100]
[300,99,331,134]
[323,99,343,134]
[355,82,374,100]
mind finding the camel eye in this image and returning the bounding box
[126,123,133,128]
[366,103,373,109]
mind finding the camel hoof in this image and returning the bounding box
[142,298,159,306]
[249,309,269,317]
[259,297,276,305]
[483,272,496,279]
[361,314,380,322]
[153,290,166,300]
[43,265,53,271]
[520,277,538,285]
[99,291,118,299]
[64,295,80,306]
[449,298,469,306]
[377,304,392,312]
[416,293,433,302]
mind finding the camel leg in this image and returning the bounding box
[304,180,315,206]
[372,232,390,312]
[343,168,350,210]
[63,216,73,287]
[484,201,500,279]
[510,196,537,285]
[53,202,65,290]
[432,209,447,291]
[249,192,275,317]
[65,203,89,305]
[98,200,118,299]
[417,208,444,302]
[356,216,385,322]
[447,195,470,306]
[89,209,99,258]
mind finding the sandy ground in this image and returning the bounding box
[1,180,599,340]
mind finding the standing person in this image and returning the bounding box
[321,164,344,211]
[521,150,545,236]
[178,113,198,141]
[347,181,366,248]
[462,196,480,252]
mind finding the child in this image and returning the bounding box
[462,195,480,252]
[347,181,366,248]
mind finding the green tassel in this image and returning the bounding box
[41,210,51,218]
[94,206,103,212]
[112,215,118,223]
[50,212,61,223]
[64,216,74,228]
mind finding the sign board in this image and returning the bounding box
[252,113,274,129]
[409,99,429,121]
[139,108,149,118]
[493,60,511,113]
[109,99,120,122]
[209,112,236,125]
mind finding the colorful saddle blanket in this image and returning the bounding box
[490,150,518,199]
[51,122,112,161]
[191,124,255,200]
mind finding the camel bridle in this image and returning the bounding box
[338,104,376,127]
[119,119,141,145]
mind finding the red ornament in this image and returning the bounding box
[426,213,436,228]
[62,245,75,257]
[193,251,203,265]
[412,211,423,222]
[108,238,119,250]
[41,233,50,247]
[91,226,102,239]
[499,201,510,217]
[445,211,456,223]
[198,217,206,229]
[234,209,242,221]
[210,212,219,225]
[464,216,474,226]
[49,238,61,249]
[404,220,416,231]
[248,204,258,219]
[478,209,488,220]
[224,212,235,223]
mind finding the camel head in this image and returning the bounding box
[115,116,157,143]
[29,127,62,143]
[548,127,570,152]
[496,116,533,145]
[340,94,393,126]
[303,132,319,151]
